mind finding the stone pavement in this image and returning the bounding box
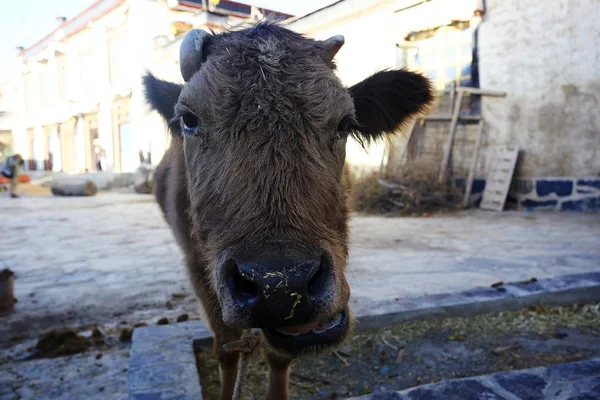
[351,357,600,400]
[1,192,599,339]
[0,191,599,399]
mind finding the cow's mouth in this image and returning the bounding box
[262,308,349,353]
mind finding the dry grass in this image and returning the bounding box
[350,171,391,214]
[350,160,463,215]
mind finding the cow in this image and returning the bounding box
[143,22,432,400]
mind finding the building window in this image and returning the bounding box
[403,24,474,91]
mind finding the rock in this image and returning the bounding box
[492,345,513,356]
[133,323,148,328]
[157,318,169,325]
[96,353,103,360]
[176,314,189,323]
[119,328,133,342]
[495,372,546,400]
[491,281,504,288]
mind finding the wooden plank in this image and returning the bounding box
[438,90,464,184]
[480,146,519,211]
[424,115,481,122]
[457,87,507,97]
[462,119,485,208]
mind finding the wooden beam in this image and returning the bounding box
[457,87,506,97]
[424,115,481,122]
[438,90,464,183]
[462,118,486,208]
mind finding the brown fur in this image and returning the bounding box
[145,22,432,399]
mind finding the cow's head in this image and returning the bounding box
[144,22,432,357]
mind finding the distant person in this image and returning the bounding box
[93,139,104,171]
[1,154,24,198]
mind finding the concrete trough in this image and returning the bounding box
[128,272,600,399]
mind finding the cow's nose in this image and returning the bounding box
[225,254,331,328]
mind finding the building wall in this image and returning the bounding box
[478,0,600,177]
[10,0,186,173]
[0,82,16,160]
[288,0,398,175]
[287,0,480,175]
[291,0,599,180]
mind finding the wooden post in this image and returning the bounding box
[457,87,506,97]
[448,81,456,116]
[463,119,486,208]
[438,90,464,184]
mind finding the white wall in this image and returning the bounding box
[478,0,600,177]
[288,0,400,173]
[288,0,478,174]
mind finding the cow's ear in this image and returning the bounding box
[348,69,433,142]
[143,73,183,127]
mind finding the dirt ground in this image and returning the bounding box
[1,192,599,399]
[196,303,600,400]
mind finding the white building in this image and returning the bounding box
[0,81,17,161]
[287,0,600,179]
[7,0,288,173]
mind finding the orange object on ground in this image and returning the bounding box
[0,174,30,185]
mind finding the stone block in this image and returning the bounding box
[536,180,573,197]
[129,321,211,400]
[561,196,600,212]
[472,179,486,193]
[364,392,407,400]
[545,358,600,381]
[576,179,600,191]
[521,199,558,210]
[494,372,546,400]
[406,379,501,400]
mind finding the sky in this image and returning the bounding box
[0,0,337,82]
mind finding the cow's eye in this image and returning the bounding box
[180,112,200,134]
[336,115,354,140]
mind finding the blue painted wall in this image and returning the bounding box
[456,178,600,212]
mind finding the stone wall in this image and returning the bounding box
[478,0,600,177]
[510,178,600,212]
[457,177,600,212]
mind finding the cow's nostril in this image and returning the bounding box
[230,263,259,297]
[307,257,328,296]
